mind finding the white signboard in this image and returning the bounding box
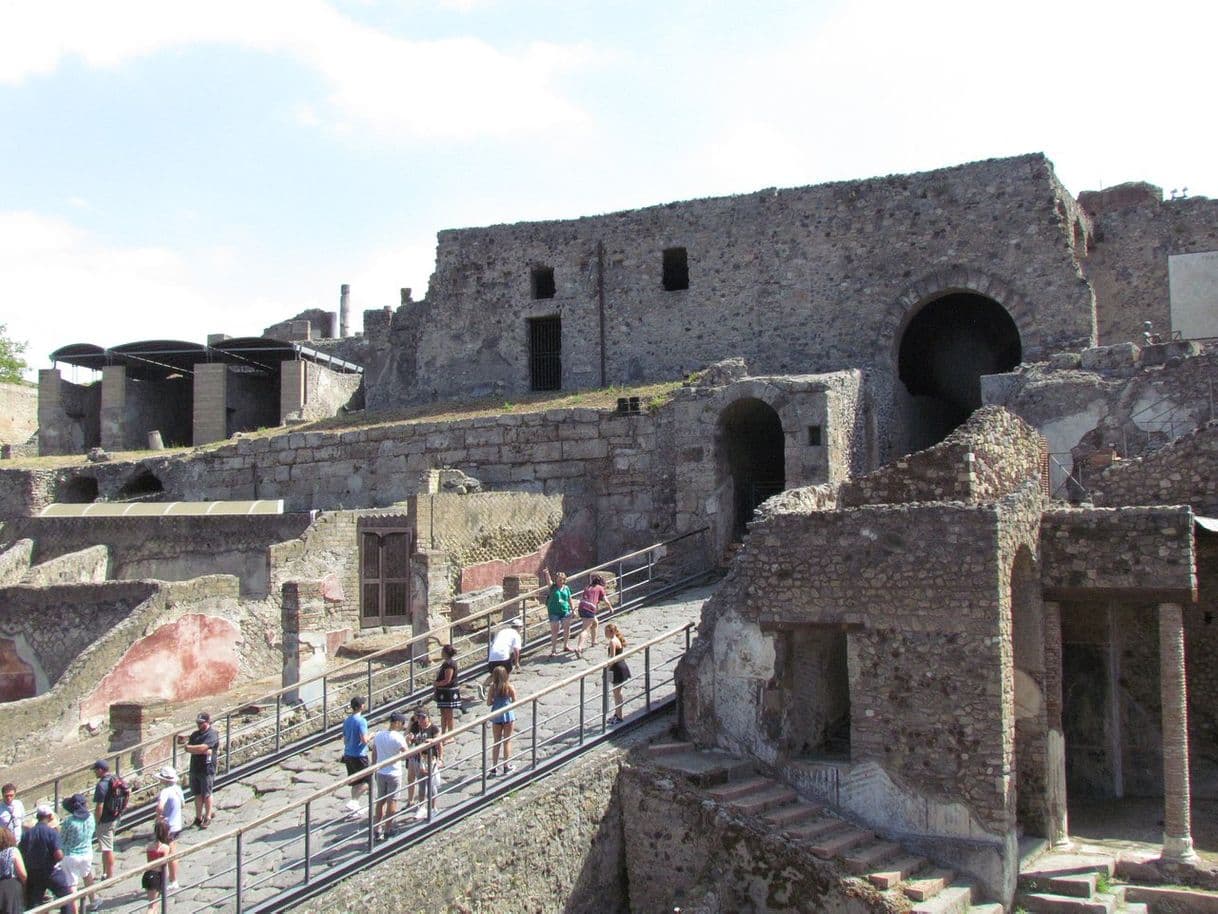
[1168,251,1218,339]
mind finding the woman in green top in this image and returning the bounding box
[545,571,574,656]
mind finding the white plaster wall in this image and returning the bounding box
[1169,251,1218,339]
[1039,400,1106,494]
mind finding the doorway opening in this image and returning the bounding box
[359,525,413,628]
[898,292,1021,451]
[528,316,562,391]
[773,625,851,760]
[719,398,784,540]
[1011,545,1048,837]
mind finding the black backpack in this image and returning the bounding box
[102,775,130,820]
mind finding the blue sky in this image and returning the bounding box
[2,0,1215,379]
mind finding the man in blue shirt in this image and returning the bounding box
[18,804,66,910]
[341,696,371,818]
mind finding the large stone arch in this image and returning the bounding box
[885,268,1030,454]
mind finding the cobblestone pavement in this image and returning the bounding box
[75,582,714,913]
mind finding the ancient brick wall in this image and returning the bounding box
[37,370,100,456]
[21,543,108,585]
[1090,421,1218,516]
[982,343,1218,498]
[1079,184,1218,346]
[0,381,37,450]
[840,406,1043,507]
[369,155,1093,457]
[1040,507,1196,598]
[1,514,314,597]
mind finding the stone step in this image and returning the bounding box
[1021,852,1116,883]
[1017,892,1115,914]
[968,905,1005,914]
[841,840,903,875]
[809,825,874,859]
[730,783,798,816]
[647,741,695,756]
[785,816,849,842]
[1124,885,1218,914]
[707,775,775,802]
[912,884,974,914]
[867,854,929,890]
[762,801,824,828]
[905,868,956,902]
[1120,905,1148,914]
[1048,874,1097,898]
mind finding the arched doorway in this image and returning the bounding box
[719,398,785,541]
[898,292,1021,452]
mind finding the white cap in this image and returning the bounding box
[509,619,524,628]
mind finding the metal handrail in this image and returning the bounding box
[27,620,697,914]
[8,527,708,821]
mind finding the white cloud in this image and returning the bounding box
[0,0,593,141]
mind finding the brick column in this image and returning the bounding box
[192,363,228,445]
[100,364,127,451]
[1043,600,1069,848]
[280,360,307,422]
[1159,602,1198,862]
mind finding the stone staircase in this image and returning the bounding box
[1017,849,1148,914]
[646,741,1001,913]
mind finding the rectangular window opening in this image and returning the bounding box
[807,425,823,447]
[662,247,689,291]
[531,266,556,300]
[528,315,562,391]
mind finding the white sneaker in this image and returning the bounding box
[343,799,360,813]
[414,807,428,820]
[166,882,180,892]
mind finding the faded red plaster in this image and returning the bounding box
[80,614,241,722]
[326,628,352,656]
[459,541,556,593]
[0,639,36,702]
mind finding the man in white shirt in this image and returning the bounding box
[155,767,186,890]
[0,783,25,842]
[487,619,523,675]
[370,712,408,840]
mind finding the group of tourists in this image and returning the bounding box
[0,709,217,913]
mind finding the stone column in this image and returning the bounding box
[192,362,228,445]
[1043,600,1069,848]
[1159,602,1198,862]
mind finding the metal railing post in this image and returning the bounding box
[645,646,653,711]
[602,669,609,734]
[367,661,374,712]
[172,737,178,771]
[367,777,376,852]
[322,677,329,732]
[481,723,488,794]
[528,701,538,775]
[224,715,233,774]
[235,830,244,914]
[408,652,415,696]
[275,694,282,754]
[53,779,61,820]
[578,676,586,746]
[304,800,312,884]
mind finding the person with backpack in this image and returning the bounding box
[91,759,127,886]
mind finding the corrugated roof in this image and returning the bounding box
[39,500,285,517]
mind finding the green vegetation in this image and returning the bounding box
[0,323,29,384]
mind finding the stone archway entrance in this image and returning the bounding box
[898,291,1021,452]
[719,398,784,542]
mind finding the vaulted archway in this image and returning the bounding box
[718,398,785,541]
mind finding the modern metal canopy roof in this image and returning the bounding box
[39,500,286,517]
[50,336,362,380]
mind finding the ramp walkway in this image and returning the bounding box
[25,564,714,912]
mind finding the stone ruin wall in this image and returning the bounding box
[0,381,37,455]
[369,154,1093,460]
[1078,183,1218,347]
[1091,420,1218,517]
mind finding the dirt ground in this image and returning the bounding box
[1069,797,1218,863]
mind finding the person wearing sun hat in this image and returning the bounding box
[155,767,185,891]
[59,793,96,904]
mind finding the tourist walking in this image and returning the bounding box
[486,666,517,777]
[574,573,613,657]
[433,644,461,737]
[545,571,573,656]
[185,712,220,829]
[371,711,409,840]
[487,619,523,676]
[18,804,65,910]
[141,819,172,914]
[91,758,122,884]
[605,623,632,725]
[0,825,26,914]
[155,767,185,891]
[59,793,95,910]
[341,696,372,818]
[406,708,443,818]
[0,785,24,844]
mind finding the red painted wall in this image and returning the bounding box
[459,541,556,593]
[80,614,241,721]
[0,639,36,702]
